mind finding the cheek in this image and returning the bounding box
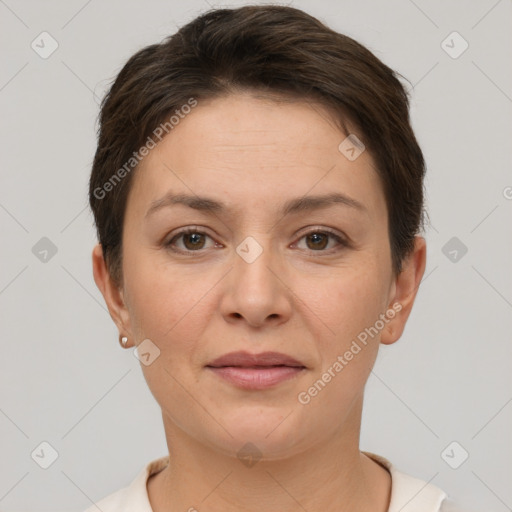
[310,261,389,347]
[123,259,227,390]
[295,268,387,424]
[123,249,213,340]
[124,268,211,407]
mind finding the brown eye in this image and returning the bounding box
[181,232,206,250]
[305,232,329,250]
[295,229,348,253]
[165,227,348,255]
[165,228,215,253]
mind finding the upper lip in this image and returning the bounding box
[206,351,305,368]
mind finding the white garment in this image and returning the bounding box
[84,451,466,512]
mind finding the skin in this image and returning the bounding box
[92,91,426,512]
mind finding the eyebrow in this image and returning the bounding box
[145,191,366,220]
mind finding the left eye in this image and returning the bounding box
[294,230,347,252]
[165,228,347,254]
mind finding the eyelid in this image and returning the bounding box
[294,225,348,242]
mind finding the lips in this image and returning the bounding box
[205,351,306,390]
[206,351,305,369]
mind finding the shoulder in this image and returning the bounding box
[440,499,478,512]
[82,455,170,512]
[363,451,470,512]
[83,486,127,512]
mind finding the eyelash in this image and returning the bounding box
[164,226,349,255]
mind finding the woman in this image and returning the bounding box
[87,5,467,511]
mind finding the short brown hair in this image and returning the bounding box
[89,4,426,287]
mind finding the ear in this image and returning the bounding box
[380,236,427,345]
[92,243,134,347]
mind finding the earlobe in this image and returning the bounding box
[380,236,427,346]
[92,243,132,339]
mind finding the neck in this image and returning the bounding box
[147,398,391,512]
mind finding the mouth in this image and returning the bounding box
[205,351,306,390]
[206,350,305,368]
[206,365,306,390]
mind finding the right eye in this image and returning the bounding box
[165,227,219,253]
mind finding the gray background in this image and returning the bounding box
[0,0,511,510]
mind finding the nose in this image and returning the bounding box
[219,235,293,329]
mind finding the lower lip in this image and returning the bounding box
[206,366,305,390]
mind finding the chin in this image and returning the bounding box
[205,407,310,461]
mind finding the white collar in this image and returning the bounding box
[87,452,447,512]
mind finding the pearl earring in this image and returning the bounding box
[119,335,128,348]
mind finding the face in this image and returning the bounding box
[94,91,425,460]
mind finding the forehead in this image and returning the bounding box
[128,92,386,221]
[166,92,356,160]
